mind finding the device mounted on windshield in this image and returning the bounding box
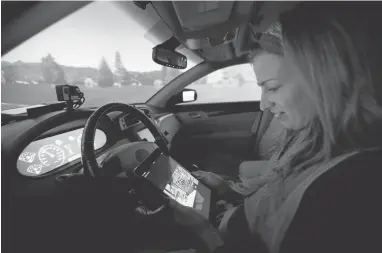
[24,85,86,118]
[56,84,85,111]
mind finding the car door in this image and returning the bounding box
[170,63,263,177]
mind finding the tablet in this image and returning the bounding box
[140,152,211,219]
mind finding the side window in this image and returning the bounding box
[186,63,261,104]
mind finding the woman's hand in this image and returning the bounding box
[168,197,210,233]
[192,171,231,197]
[168,198,224,252]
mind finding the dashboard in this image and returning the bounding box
[16,128,107,176]
[117,109,179,144]
[2,105,182,182]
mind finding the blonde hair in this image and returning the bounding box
[277,3,382,178]
[247,4,382,182]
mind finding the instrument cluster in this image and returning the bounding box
[17,128,107,177]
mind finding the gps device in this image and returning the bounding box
[133,149,211,219]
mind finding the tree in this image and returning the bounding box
[135,72,154,86]
[1,70,5,85]
[97,57,114,87]
[41,54,66,84]
[161,66,181,84]
[194,76,208,85]
[2,65,16,85]
[234,73,245,87]
[114,51,132,86]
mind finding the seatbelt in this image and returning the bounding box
[245,111,263,159]
[249,109,274,159]
[250,111,264,136]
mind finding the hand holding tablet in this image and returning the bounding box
[137,152,212,218]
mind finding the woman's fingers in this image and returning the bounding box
[167,197,182,209]
[191,170,205,178]
[192,171,211,183]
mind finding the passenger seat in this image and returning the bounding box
[254,109,284,160]
[204,110,284,178]
[239,109,284,179]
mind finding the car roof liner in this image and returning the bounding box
[2,1,91,56]
[151,1,299,63]
[1,1,300,65]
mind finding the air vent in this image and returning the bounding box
[126,117,139,126]
[121,108,152,128]
[140,108,151,118]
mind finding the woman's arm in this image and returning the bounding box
[238,160,269,180]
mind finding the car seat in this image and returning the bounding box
[203,109,285,178]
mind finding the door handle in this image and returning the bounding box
[207,111,227,117]
[189,112,201,119]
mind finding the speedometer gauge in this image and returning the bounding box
[38,145,65,167]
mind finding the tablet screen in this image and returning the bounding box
[142,153,211,218]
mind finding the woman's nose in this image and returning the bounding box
[260,92,274,111]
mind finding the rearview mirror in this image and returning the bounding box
[152,47,187,69]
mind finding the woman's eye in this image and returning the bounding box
[268,86,280,92]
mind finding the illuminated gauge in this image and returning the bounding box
[77,133,92,148]
[38,145,65,167]
[19,152,36,163]
[77,130,106,149]
[77,133,82,148]
[27,164,43,175]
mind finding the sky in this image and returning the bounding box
[2,1,195,72]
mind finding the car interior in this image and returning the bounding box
[4,1,380,253]
[3,1,291,186]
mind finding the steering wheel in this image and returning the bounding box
[70,103,208,250]
[81,103,168,179]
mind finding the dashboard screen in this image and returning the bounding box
[17,128,107,177]
[137,128,155,142]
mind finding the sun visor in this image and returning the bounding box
[184,26,239,50]
[184,38,210,50]
[117,1,161,29]
[144,20,174,45]
[172,1,234,31]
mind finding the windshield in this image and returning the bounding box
[1,2,200,111]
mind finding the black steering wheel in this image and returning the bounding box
[66,103,208,250]
[81,103,168,178]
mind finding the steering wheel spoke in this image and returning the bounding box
[81,103,168,179]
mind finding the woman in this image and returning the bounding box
[191,19,286,196]
[168,3,382,253]
[191,29,286,201]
